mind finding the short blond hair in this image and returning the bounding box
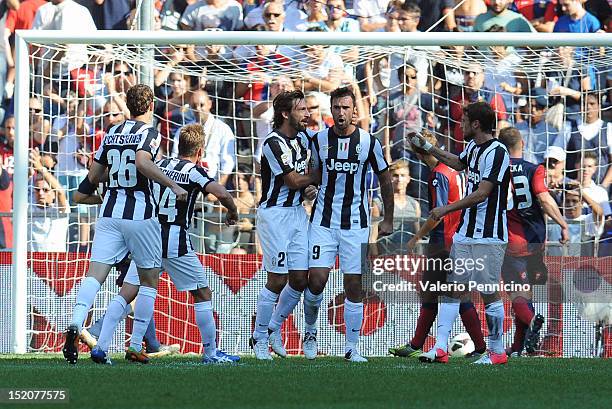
[389,159,410,174]
[178,124,204,157]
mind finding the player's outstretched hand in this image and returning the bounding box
[429,206,446,221]
[407,236,418,253]
[304,185,318,201]
[225,209,239,226]
[172,185,188,201]
[378,219,393,238]
[408,132,433,152]
[560,226,569,244]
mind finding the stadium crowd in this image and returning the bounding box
[0,0,610,255]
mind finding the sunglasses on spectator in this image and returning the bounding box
[264,12,282,18]
[398,16,419,22]
[406,74,417,80]
[105,111,123,117]
[307,105,319,110]
[30,107,42,113]
[35,186,52,193]
[114,70,131,75]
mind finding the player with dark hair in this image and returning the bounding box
[498,127,569,356]
[63,84,188,365]
[389,130,487,360]
[300,86,394,362]
[411,101,511,365]
[249,90,320,360]
[89,124,240,365]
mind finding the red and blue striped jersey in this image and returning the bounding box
[429,162,465,250]
[507,158,549,256]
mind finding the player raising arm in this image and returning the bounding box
[89,124,240,364]
[63,84,187,364]
[499,127,568,357]
[389,130,487,360]
[412,101,511,365]
[249,90,320,360]
[301,87,393,362]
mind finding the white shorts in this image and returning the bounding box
[124,252,209,291]
[90,217,162,269]
[256,205,309,274]
[448,242,507,294]
[308,224,370,274]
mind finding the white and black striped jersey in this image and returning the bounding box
[258,130,310,208]
[94,120,161,220]
[310,127,388,230]
[455,138,512,243]
[153,158,214,258]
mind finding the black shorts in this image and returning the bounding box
[502,251,548,285]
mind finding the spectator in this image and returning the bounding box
[551,189,604,256]
[414,0,457,32]
[28,148,69,252]
[573,151,612,219]
[157,71,193,154]
[5,0,46,33]
[454,0,487,31]
[299,40,344,94]
[354,0,390,31]
[372,160,421,244]
[585,0,612,27]
[300,0,327,30]
[510,0,558,32]
[449,62,507,153]
[29,96,50,149]
[179,0,243,31]
[158,0,194,30]
[483,25,523,116]
[554,0,601,32]
[0,114,14,249]
[252,75,295,163]
[389,2,434,93]
[390,64,425,142]
[516,87,566,164]
[474,0,535,32]
[82,0,131,30]
[305,92,333,132]
[566,92,612,184]
[234,1,298,60]
[32,0,97,75]
[172,89,236,186]
[318,0,360,62]
[544,146,568,190]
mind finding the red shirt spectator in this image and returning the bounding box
[5,0,47,33]
[0,115,14,249]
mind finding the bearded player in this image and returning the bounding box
[389,129,487,359]
[249,90,320,360]
[498,127,569,356]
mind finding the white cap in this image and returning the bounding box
[544,146,566,162]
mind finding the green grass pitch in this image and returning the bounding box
[0,354,609,409]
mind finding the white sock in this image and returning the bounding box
[433,297,460,352]
[195,301,217,357]
[269,284,302,333]
[123,303,133,318]
[252,287,279,341]
[485,300,505,354]
[129,286,157,352]
[71,277,101,331]
[303,288,323,333]
[344,299,363,353]
[97,295,127,352]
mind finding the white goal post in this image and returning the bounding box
[11,30,612,354]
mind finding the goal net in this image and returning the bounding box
[4,31,612,357]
